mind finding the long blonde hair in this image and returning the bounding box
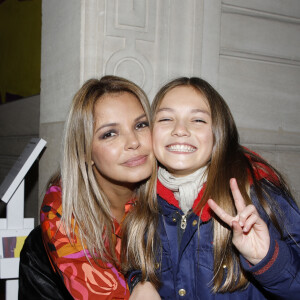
[60,75,157,267]
[152,77,293,292]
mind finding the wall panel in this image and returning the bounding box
[221,6,300,63]
[211,0,300,203]
[219,57,300,134]
[222,0,300,19]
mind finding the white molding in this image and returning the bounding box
[222,3,300,24]
[220,49,300,67]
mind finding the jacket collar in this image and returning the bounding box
[157,179,211,222]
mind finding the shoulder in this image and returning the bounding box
[42,185,62,207]
[40,185,62,220]
[40,185,63,247]
[251,179,298,212]
[251,180,300,234]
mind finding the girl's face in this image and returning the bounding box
[91,92,154,187]
[153,86,213,177]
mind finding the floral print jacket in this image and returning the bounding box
[40,185,130,300]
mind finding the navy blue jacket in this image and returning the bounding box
[155,181,300,299]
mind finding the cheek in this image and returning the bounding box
[139,130,152,150]
[203,131,214,156]
[92,144,118,167]
[152,128,164,158]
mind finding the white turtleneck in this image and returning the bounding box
[158,166,207,214]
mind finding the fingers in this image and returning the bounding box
[208,198,264,233]
[230,178,246,213]
[207,199,233,226]
[231,220,244,236]
[242,212,259,232]
[238,204,257,229]
[209,179,265,232]
[129,282,161,300]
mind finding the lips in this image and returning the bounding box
[166,144,196,153]
[122,155,148,167]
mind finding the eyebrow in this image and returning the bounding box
[135,113,147,121]
[156,107,210,115]
[95,113,147,133]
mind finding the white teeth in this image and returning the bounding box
[167,144,196,152]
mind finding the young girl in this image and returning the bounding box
[21,76,158,299]
[128,77,300,299]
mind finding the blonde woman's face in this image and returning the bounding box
[153,86,213,177]
[91,92,153,187]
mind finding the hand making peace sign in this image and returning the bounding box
[207,178,270,265]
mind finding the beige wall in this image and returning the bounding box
[39,0,81,204]
[40,0,300,211]
[211,1,300,203]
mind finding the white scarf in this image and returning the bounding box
[158,166,207,214]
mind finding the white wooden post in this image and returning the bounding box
[0,138,46,300]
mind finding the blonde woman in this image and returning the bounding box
[37,76,157,299]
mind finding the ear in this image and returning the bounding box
[85,152,94,165]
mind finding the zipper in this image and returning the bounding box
[180,214,187,230]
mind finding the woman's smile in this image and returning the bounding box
[121,154,149,167]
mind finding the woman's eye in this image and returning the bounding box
[101,131,117,139]
[136,121,149,129]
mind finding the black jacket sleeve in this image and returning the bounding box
[18,225,73,300]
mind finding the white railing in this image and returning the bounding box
[0,138,46,300]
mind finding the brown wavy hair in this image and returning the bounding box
[151,77,293,292]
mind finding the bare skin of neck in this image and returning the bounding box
[104,183,135,224]
[93,166,136,223]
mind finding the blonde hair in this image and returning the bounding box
[60,75,157,267]
[121,172,159,286]
[152,77,293,292]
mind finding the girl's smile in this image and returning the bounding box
[166,143,197,153]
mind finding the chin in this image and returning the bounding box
[126,170,152,183]
[168,164,192,172]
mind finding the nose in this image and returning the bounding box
[124,131,140,150]
[171,121,190,137]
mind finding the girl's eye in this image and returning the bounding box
[136,121,149,129]
[101,131,117,139]
[158,118,172,122]
[193,119,206,123]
